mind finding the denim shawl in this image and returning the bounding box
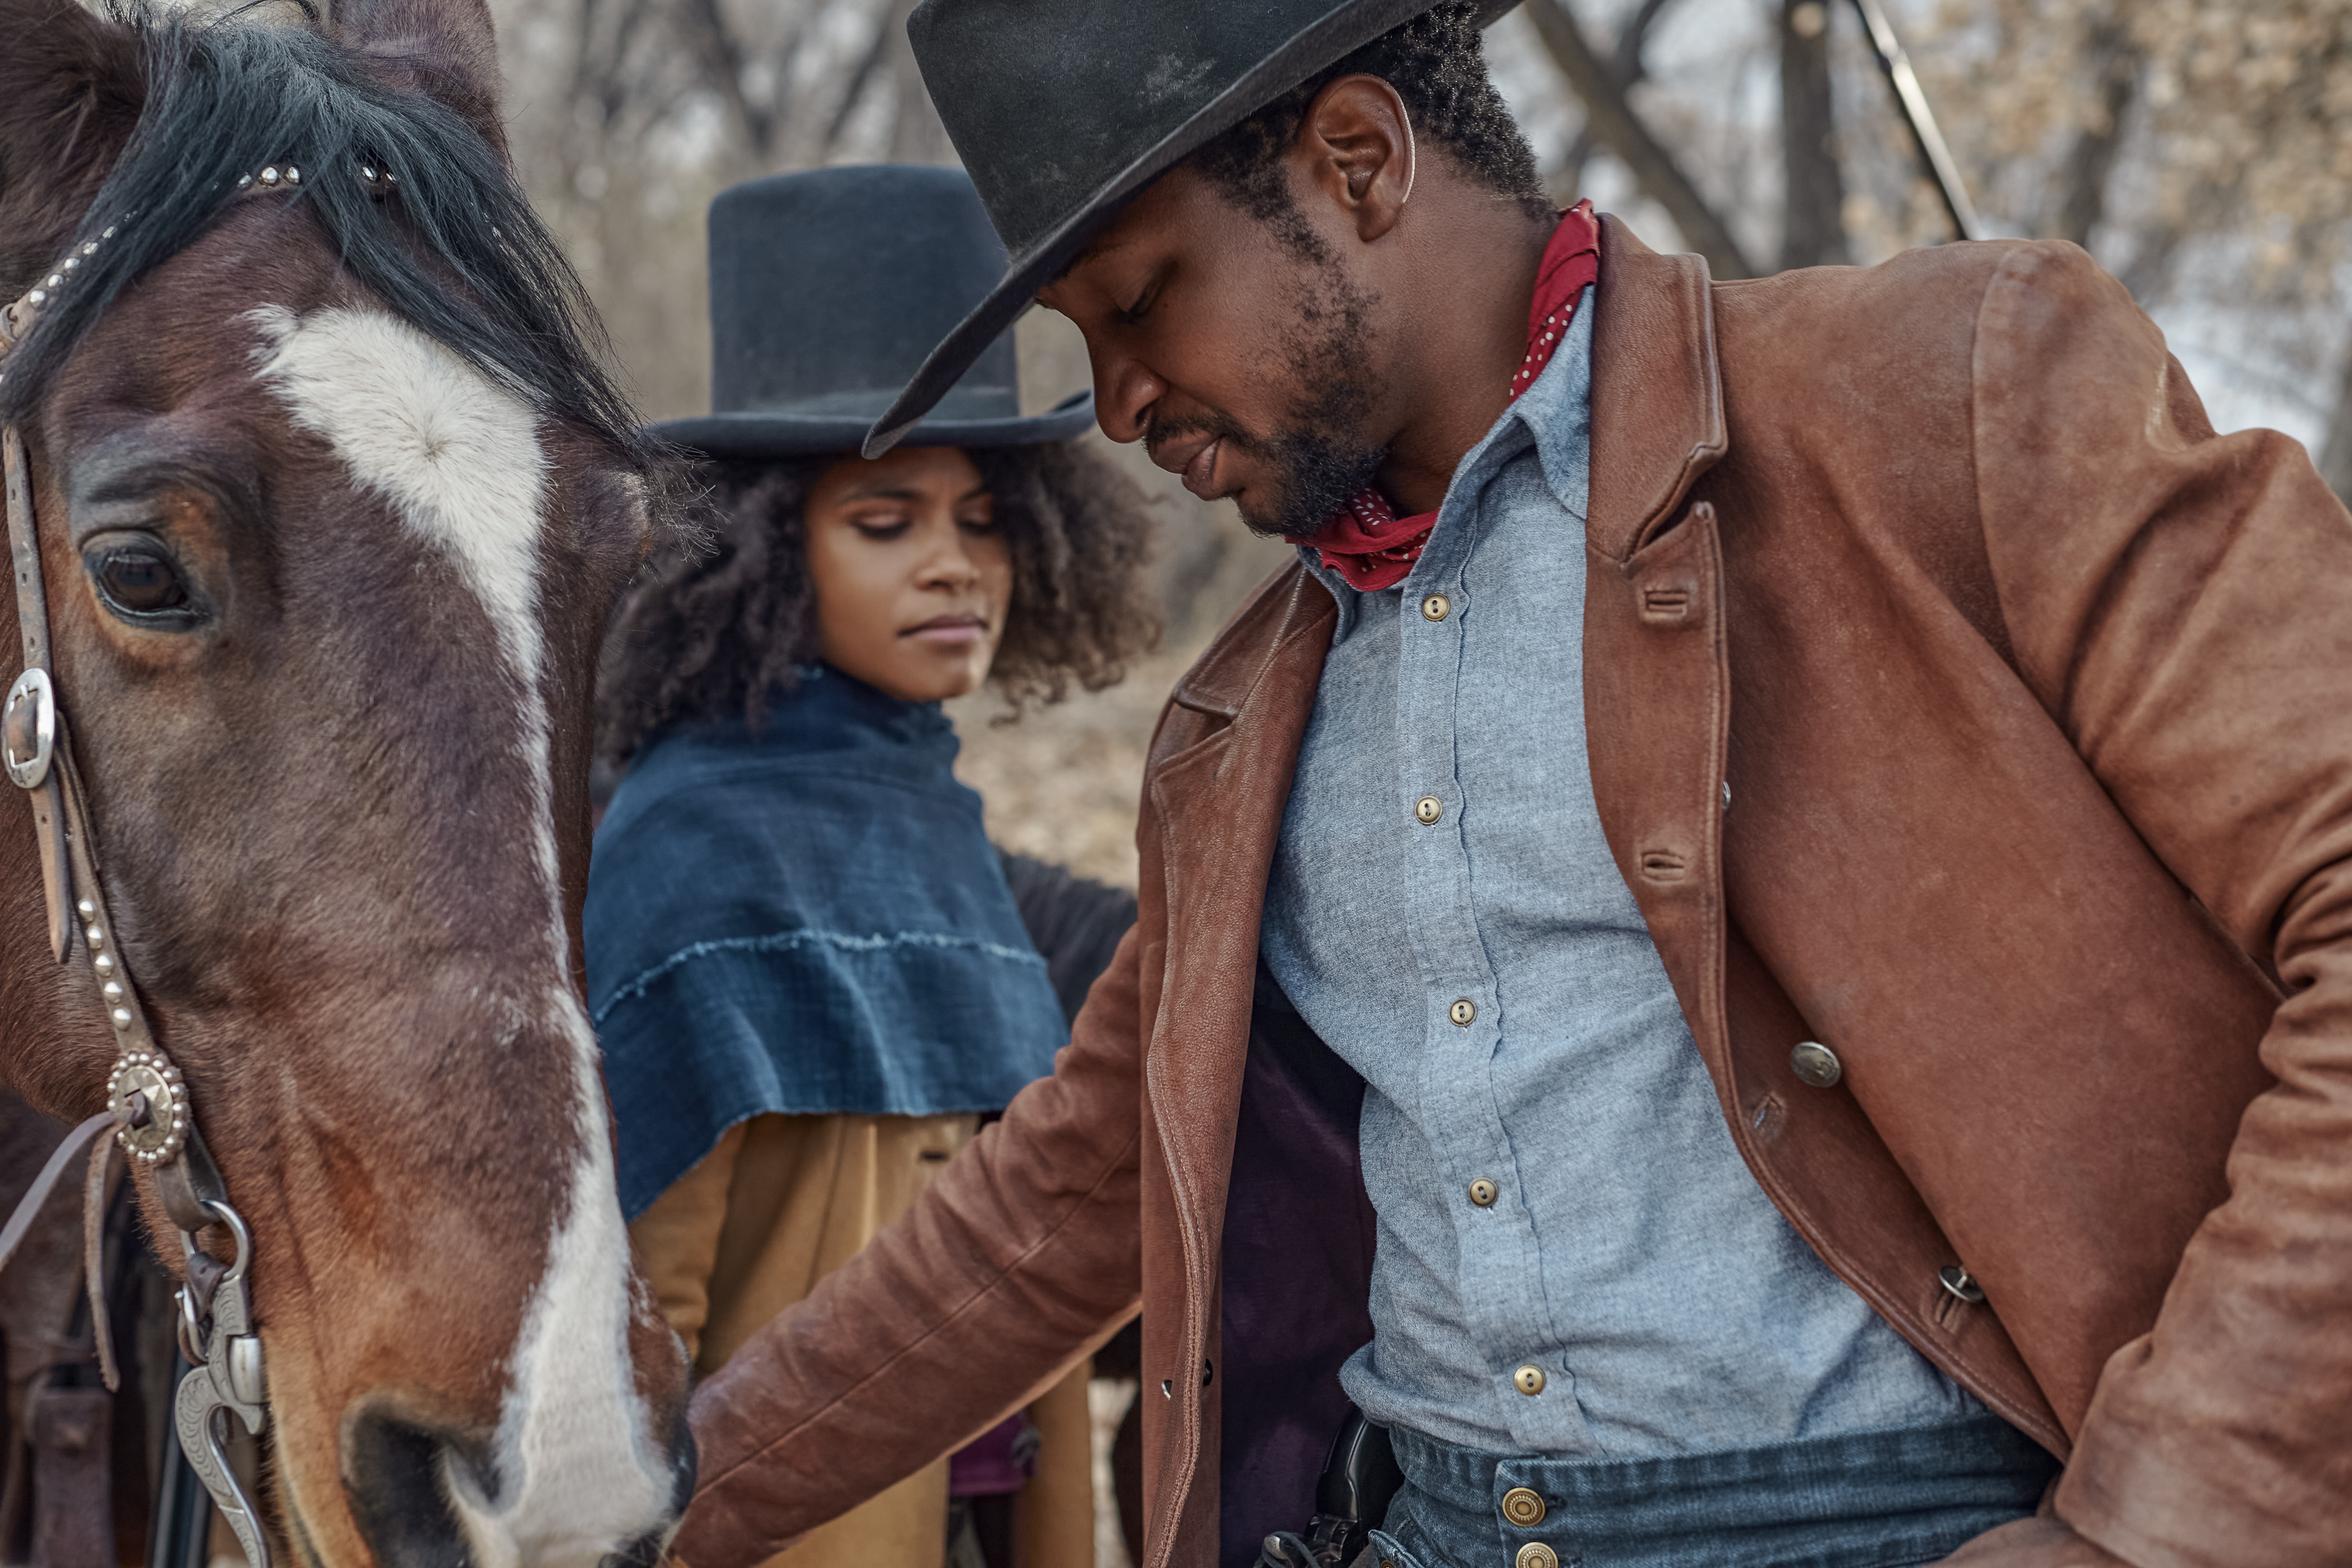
[586,666,1066,1218]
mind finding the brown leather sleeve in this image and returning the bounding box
[1969,241,2352,1566]
[669,926,1148,1568]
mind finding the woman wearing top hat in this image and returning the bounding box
[585,164,1155,1568]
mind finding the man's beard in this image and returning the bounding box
[1154,268,1389,541]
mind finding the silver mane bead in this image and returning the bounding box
[45,274,61,288]
[238,175,254,188]
[80,242,98,256]
[100,227,116,239]
[285,165,301,183]
[259,167,280,186]
[59,258,77,274]
[24,290,44,307]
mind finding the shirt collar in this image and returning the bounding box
[1298,284,1596,642]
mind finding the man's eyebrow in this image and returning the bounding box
[1049,232,1129,287]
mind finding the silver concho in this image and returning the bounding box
[107,1049,189,1163]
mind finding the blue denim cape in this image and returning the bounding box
[586,666,1066,1218]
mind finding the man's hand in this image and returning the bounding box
[1938,1518,2130,1566]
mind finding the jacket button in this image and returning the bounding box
[1468,1178,1498,1207]
[1512,1364,1546,1396]
[1939,1265,1986,1304]
[1449,998,1477,1027]
[1420,593,1451,622]
[1414,795,1444,824]
[1501,1487,1546,1526]
[1789,1040,1842,1087]
[1516,1543,1558,1568]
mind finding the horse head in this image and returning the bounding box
[0,2,694,1563]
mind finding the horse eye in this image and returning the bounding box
[85,545,195,624]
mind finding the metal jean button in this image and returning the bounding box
[1501,1487,1546,1526]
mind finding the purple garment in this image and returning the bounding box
[949,1411,1040,1496]
[1216,964,1379,1567]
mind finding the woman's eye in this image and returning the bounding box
[850,517,913,541]
[85,546,195,624]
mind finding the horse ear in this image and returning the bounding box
[0,0,145,285]
[326,0,510,156]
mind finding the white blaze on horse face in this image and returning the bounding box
[248,306,669,1565]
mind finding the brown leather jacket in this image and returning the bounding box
[673,221,2352,1568]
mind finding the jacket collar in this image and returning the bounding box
[1587,215,1727,560]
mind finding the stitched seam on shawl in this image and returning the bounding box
[591,929,1047,1024]
[698,1120,1145,1498]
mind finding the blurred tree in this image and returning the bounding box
[1779,0,1847,266]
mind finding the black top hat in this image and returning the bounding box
[859,0,1518,457]
[649,164,1095,459]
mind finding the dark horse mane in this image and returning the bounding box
[0,4,642,458]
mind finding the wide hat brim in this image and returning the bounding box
[654,389,1095,460]
[863,0,1521,458]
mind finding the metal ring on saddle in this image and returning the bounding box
[2,668,54,788]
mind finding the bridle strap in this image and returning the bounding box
[4,429,74,960]
[2,275,239,1311]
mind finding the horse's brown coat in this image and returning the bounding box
[0,2,688,1562]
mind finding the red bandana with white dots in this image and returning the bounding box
[1291,200,1602,592]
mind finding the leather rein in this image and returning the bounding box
[0,224,274,1568]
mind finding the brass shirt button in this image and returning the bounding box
[1501,1487,1546,1526]
[1415,795,1444,824]
[1512,1363,1546,1396]
[1449,997,1477,1027]
[1789,1039,1842,1087]
[1420,592,1451,622]
[1468,1178,1498,1207]
[1516,1542,1558,1568]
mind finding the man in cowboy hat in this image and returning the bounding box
[668,4,2352,1566]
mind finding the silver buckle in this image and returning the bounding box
[2,668,55,790]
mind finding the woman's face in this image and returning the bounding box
[804,445,1012,704]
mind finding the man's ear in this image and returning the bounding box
[0,0,144,287]
[1295,74,1415,244]
[325,0,509,155]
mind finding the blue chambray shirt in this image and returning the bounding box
[1259,291,1979,1456]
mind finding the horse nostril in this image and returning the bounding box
[343,1406,483,1568]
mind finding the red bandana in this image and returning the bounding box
[1289,200,1601,592]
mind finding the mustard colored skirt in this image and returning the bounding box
[630,1112,1093,1568]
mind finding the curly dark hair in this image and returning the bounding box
[595,441,1160,764]
[1186,1,1551,251]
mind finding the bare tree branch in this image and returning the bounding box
[1779,0,1848,268]
[674,0,775,154]
[2053,17,2137,249]
[2320,345,2352,506]
[1523,0,1757,277]
[821,2,899,157]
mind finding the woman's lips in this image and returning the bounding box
[1180,437,1223,502]
[902,614,988,646]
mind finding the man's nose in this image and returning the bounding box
[1088,347,1162,445]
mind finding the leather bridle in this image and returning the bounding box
[0,228,274,1568]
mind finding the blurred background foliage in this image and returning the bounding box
[491,0,2352,888]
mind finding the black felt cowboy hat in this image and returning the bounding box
[649,163,1093,459]
[861,0,1520,456]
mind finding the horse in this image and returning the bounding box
[0,1,695,1563]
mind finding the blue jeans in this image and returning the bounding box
[1367,1415,2058,1568]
